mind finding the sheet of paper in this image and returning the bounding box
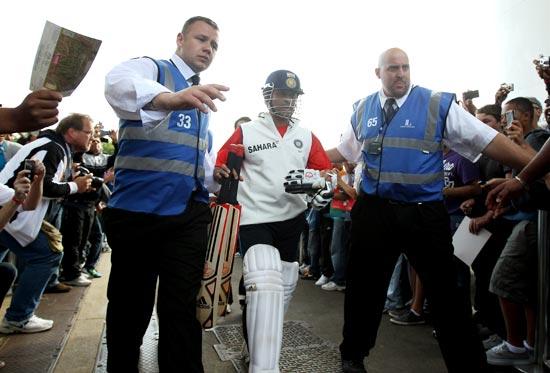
[30,21,101,96]
[452,216,492,266]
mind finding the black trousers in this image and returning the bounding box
[238,213,306,262]
[471,217,517,337]
[60,203,95,280]
[104,200,211,373]
[340,194,488,373]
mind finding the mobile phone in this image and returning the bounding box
[505,110,515,129]
[24,159,35,181]
[501,83,514,92]
[462,90,479,100]
[538,54,550,68]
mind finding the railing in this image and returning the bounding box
[516,210,549,373]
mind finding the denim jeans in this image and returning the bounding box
[385,253,408,310]
[85,214,102,269]
[330,218,347,286]
[307,228,321,277]
[0,231,62,322]
[307,209,321,277]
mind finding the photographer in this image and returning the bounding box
[60,134,117,281]
[0,113,93,334]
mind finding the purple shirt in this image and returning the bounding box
[443,149,480,214]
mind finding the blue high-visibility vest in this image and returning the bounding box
[352,86,454,202]
[109,59,209,215]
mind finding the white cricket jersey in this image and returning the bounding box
[238,114,312,225]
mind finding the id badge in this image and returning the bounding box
[367,141,382,155]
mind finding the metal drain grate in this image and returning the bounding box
[95,313,159,373]
[211,320,343,373]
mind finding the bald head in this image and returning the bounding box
[375,48,410,98]
[378,48,408,68]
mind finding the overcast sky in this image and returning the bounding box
[1,0,544,150]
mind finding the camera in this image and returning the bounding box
[24,159,35,181]
[462,90,479,100]
[77,166,104,189]
[538,55,550,68]
[501,83,514,92]
[504,110,515,129]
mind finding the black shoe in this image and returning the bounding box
[389,309,425,326]
[44,283,72,293]
[342,359,367,373]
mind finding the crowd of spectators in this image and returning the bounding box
[0,114,115,348]
[1,55,549,371]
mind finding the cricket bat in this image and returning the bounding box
[197,145,243,329]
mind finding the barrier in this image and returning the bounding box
[516,210,549,373]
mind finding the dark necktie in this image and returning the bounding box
[190,74,200,86]
[384,98,398,123]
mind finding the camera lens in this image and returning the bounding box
[91,177,104,189]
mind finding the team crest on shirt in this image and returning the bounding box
[293,139,303,149]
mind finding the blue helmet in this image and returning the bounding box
[263,70,304,95]
[262,70,303,120]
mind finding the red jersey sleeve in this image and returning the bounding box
[307,134,332,170]
[215,127,243,167]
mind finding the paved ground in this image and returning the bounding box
[0,253,529,372]
[205,257,447,373]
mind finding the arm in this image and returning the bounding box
[327,120,363,164]
[481,133,532,171]
[105,58,228,124]
[486,138,550,209]
[0,199,19,231]
[41,146,91,197]
[443,182,481,199]
[306,134,332,171]
[326,148,347,163]
[148,85,228,114]
[0,90,62,134]
[517,137,550,184]
[41,146,74,198]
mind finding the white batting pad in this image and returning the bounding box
[244,244,284,373]
[281,261,299,314]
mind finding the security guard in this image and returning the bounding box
[103,16,228,373]
[327,48,532,373]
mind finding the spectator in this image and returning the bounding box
[485,97,550,366]
[322,162,356,292]
[0,134,22,171]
